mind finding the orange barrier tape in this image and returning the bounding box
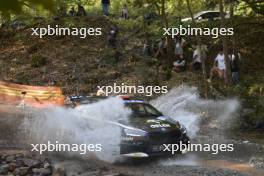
[0,81,65,108]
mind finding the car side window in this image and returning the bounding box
[130,104,146,114]
[144,105,158,115]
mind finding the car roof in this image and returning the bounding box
[69,95,145,104]
[194,10,220,17]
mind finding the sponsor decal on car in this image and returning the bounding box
[150,124,171,128]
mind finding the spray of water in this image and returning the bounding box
[151,85,240,138]
[24,97,131,162]
[20,85,239,163]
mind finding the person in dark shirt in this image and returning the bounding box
[229,49,240,84]
[108,25,118,48]
[76,3,86,16]
[69,7,76,16]
[102,0,110,16]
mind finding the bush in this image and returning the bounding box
[31,54,47,67]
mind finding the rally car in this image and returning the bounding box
[68,95,190,157]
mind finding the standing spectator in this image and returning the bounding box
[69,6,76,16]
[76,3,86,16]
[190,44,208,71]
[154,37,167,58]
[121,4,128,20]
[102,0,110,16]
[174,36,185,59]
[208,48,227,84]
[143,38,153,56]
[229,49,240,84]
[107,25,118,48]
[190,45,202,71]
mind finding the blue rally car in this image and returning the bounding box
[67,95,190,157]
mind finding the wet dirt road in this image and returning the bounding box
[0,102,264,176]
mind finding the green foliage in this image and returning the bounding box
[0,0,57,19]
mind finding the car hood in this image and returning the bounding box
[119,116,181,133]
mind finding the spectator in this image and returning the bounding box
[102,0,110,16]
[154,37,167,58]
[190,45,202,70]
[208,48,227,84]
[229,49,240,84]
[69,7,76,16]
[144,12,158,25]
[174,36,185,59]
[121,4,128,20]
[173,55,186,72]
[76,3,86,16]
[143,38,153,56]
[107,25,118,48]
[190,44,208,71]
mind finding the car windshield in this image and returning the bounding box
[126,103,162,117]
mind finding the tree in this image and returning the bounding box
[186,0,209,98]
[242,0,264,15]
[0,0,57,19]
[219,0,230,85]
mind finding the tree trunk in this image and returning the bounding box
[186,0,208,98]
[229,1,234,18]
[161,0,173,69]
[219,0,230,85]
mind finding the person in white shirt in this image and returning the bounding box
[173,55,186,72]
[190,44,208,71]
[208,49,227,84]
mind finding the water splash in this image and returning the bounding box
[20,85,240,162]
[151,85,240,138]
[26,97,131,162]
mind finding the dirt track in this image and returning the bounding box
[0,106,264,176]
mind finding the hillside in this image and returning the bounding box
[0,15,264,128]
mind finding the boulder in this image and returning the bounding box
[13,167,29,176]
[0,164,9,175]
[8,162,16,172]
[32,168,52,175]
[23,158,41,168]
[6,155,15,163]
[249,157,264,169]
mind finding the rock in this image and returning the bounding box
[32,168,52,175]
[249,157,264,169]
[0,164,9,174]
[103,173,122,176]
[6,155,15,163]
[16,159,26,167]
[14,167,29,176]
[43,162,51,169]
[15,154,24,158]
[8,162,16,172]
[23,158,41,168]
[52,167,66,176]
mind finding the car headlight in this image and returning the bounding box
[124,128,147,137]
[180,124,187,134]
